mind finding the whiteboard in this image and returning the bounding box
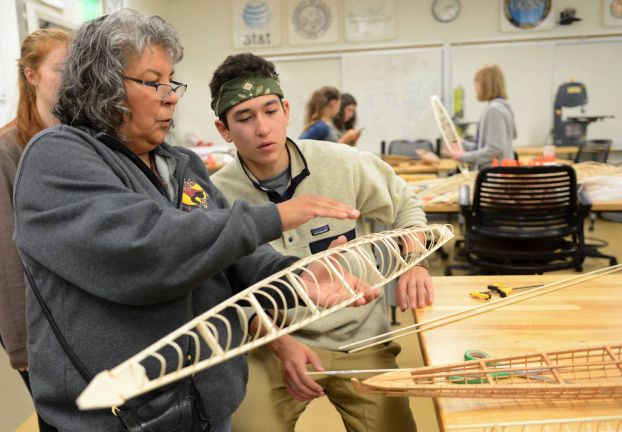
[342,49,442,154]
[272,57,342,140]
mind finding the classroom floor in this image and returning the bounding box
[2,216,621,432]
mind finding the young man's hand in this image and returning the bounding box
[276,194,360,231]
[301,253,379,308]
[396,265,434,311]
[396,230,434,310]
[267,335,325,401]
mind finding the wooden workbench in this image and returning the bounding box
[391,159,458,175]
[413,274,622,430]
[515,146,579,157]
[423,199,622,214]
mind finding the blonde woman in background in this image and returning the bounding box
[300,86,360,144]
[448,64,516,168]
[0,27,70,432]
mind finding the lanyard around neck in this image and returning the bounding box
[239,140,310,203]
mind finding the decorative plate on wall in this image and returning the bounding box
[604,0,622,26]
[287,0,338,45]
[500,0,555,32]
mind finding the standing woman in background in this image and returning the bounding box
[299,86,359,144]
[0,27,70,432]
[332,92,361,146]
[448,64,516,168]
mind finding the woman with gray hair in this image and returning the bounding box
[12,8,372,432]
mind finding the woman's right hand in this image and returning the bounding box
[276,194,360,231]
[448,148,464,160]
[339,128,360,144]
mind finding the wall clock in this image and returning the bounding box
[432,0,461,23]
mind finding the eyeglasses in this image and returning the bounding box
[124,76,188,100]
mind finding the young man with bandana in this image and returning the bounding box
[211,53,430,432]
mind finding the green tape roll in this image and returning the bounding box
[449,349,510,384]
[464,349,490,361]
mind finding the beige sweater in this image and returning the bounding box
[212,138,426,351]
[0,125,28,369]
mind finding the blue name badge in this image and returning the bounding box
[310,225,330,236]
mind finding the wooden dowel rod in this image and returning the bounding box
[445,415,622,430]
[305,368,403,376]
[346,264,622,353]
[341,264,622,350]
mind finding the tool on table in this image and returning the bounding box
[488,283,543,298]
[469,290,492,300]
[470,283,543,301]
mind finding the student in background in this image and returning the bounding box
[448,64,516,168]
[211,53,429,432]
[0,27,70,432]
[299,86,360,144]
[332,92,361,146]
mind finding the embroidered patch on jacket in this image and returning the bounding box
[181,179,209,210]
[310,225,330,236]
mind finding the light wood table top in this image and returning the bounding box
[422,201,461,213]
[515,146,579,156]
[391,159,458,175]
[591,200,622,212]
[399,174,439,182]
[422,199,622,213]
[413,274,622,429]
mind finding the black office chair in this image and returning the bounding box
[579,193,618,266]
[387,139,435,159]
[445,165,591,275]
[574,139,612,163]
[574,139,613,232]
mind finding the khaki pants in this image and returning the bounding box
[232,342,416,432]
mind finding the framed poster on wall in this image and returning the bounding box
[500,0,555,32]
[287,0,338,45]
[103,0,127,14]
[604,0,622,26]
[0,43,5,102]
[344,0,396,42]
[38,0,65,9]
[232,0,282,48]
[26,2,77,32]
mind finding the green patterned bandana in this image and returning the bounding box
[211,75,284,116]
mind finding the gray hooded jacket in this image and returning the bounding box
[13,125,297,431]
[461,98,517,168]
